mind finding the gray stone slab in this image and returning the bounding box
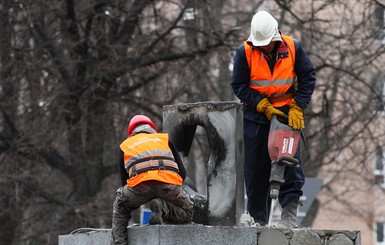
[128,224,257,245]
[291,229,322,245]
[328,233,355,245]
[59,229,111,245]
[259,229,288,245]
[58,225,361,245]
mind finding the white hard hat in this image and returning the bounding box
[247,11,282,46]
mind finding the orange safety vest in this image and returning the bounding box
[244,35,297,107]
[120,133,183,187]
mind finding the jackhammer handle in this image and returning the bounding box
[276,156,299,167]
[272,114,289,125]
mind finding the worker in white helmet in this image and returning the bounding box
[230,10,316,228]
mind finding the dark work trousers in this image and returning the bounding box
[243,119,305,225]
[111,180,193,245]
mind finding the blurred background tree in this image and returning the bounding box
[0,0,384,244]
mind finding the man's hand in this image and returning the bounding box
[288,100,304,130]
[256,98,285,121]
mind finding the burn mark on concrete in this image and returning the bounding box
[163,101,244,226]
[164,103,227,173]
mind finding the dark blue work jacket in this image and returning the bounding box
[231,39,316,124]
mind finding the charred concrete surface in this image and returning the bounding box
[163,101,244,226]
[58,225,361,245]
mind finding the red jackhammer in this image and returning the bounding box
[267,115,301,227]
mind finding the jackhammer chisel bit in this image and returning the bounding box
[267,156,299,227]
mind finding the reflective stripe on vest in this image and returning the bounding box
[244,35,297,107]
[128,158,179,178]
[120,133,175,171]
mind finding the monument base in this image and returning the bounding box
[58,224,360,245]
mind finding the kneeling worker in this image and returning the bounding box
[111,115,193,245]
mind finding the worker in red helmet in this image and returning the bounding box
[111,115,193,245]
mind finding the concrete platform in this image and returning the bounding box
[58,224,361,245]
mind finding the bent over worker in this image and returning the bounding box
[230,11,316,228]
[111,115,193,245]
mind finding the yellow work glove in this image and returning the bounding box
[256,98,285,121]
[288,100,305,130]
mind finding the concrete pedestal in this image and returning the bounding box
[58,225,360,245]
[163,101,244,226]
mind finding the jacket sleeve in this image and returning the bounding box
[293,39,316,110]
[231,44,265,110]
[169,141,187,180]
[119,150,129,186]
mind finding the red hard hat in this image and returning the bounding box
[127,115,157,136]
